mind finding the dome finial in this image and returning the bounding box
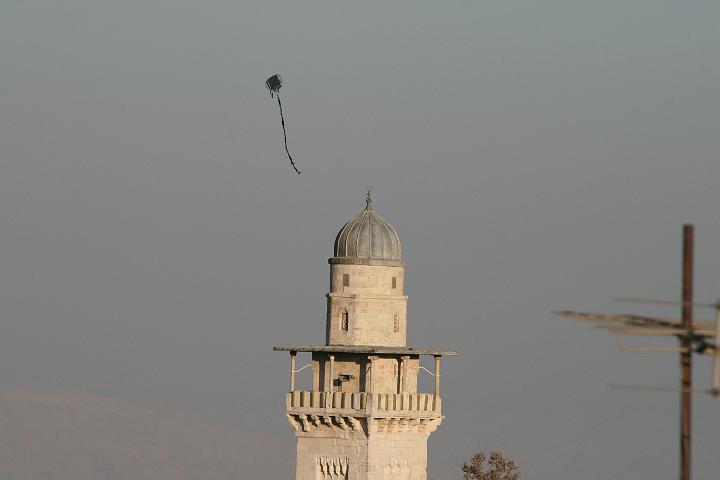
[365,187,373,208]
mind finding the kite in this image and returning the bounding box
[266,74,301,174]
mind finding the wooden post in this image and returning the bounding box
[713,309,720,393]
[290,351,297,392]
[680,224,693,480]
[434,356,442,396]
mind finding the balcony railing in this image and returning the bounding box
[286,391,441,417]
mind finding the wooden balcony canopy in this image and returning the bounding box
[273,344,457,357]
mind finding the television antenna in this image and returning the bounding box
[554,225,718,480]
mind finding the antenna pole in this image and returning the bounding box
[680,224,693,480]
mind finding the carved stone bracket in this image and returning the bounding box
[347,416,366,435]
[287,412,441,435]
[286,413,301,432]
[286,413,368,436]
[371,416,443,434]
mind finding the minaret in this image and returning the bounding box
[275,194,456,480]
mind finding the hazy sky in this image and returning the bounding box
[2,1,720,478]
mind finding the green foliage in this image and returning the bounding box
[461,451,521,480]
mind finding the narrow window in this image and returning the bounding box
[393,314,399,332]
[342,273,350,287]
[341,310,349,331]
[391,277,397,289]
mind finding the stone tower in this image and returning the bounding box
[275,194,455,480]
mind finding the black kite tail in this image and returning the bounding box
[276,95,300,174]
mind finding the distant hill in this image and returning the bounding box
[0,389,265,480]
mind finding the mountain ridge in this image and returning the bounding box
[0,388,271,480]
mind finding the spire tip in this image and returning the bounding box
[365,188,373,208]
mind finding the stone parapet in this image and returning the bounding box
[286,391,441,417]
[286,390,444,437]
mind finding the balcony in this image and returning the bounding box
[286,391,441,417]
[285,391,443,434]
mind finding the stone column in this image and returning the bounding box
[290,351,297,391]
[399,356,410,393]
[367,356,378,393]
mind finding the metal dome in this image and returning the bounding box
[333,193,402,263]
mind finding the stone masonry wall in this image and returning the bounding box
[295,430,432,480]
[327,264,407,347]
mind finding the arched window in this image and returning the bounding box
[341,310,349,331]
[392,277,397,289]
[393,314,399,332]
[342,274,350,287]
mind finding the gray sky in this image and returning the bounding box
[2,1,720,478]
